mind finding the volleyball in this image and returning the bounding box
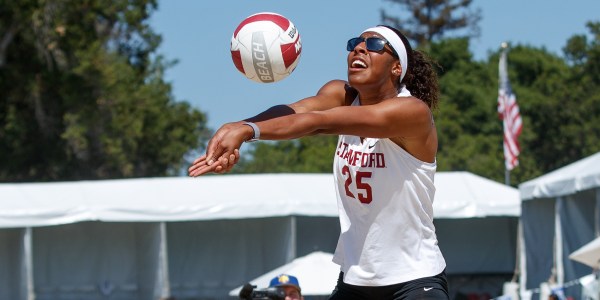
[230,12,302,83]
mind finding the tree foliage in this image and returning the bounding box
[234,136,338,174]
[380,0,482,46]
[0,0,209,181]
[424,21,600,184]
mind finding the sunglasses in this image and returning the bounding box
[346,37,397,56]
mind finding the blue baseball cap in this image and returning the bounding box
[269,274,301,292]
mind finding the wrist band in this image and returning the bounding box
[243,122,260,142]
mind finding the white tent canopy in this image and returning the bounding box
[570,236,600,269]
[434,171,520,218]
[520,151,600,200]
[229,251,339,296]
[0,174,338,228]
[0,171,519,228]
[0,172,520,300]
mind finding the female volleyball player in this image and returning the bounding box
[189,25,449,300]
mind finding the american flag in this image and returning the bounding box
[498,47,522,171]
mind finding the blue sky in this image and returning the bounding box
[150,0,600,132]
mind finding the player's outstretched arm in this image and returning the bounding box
[188,80,349,176]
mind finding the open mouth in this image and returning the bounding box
[351,60,367,68]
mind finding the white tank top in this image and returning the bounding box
[332,96,446,286]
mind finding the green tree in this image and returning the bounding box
[234,136,338,173]
[428,36,575,184]
[430,24,600,185]
[560,21,600,162]
[0,0,209,181]
[428,38,505,181]
[380,0,481,46]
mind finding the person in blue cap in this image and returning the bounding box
[269,274,303,300]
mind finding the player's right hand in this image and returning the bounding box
[188,122,251,176]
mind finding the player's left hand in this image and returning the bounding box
[188,122,250,176]
[188,149,240,176]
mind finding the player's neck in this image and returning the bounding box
[357,85,399,105]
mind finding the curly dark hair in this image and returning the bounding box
[403,50,440,110]
[380,25,440,110]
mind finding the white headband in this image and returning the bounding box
[362,26,409,82]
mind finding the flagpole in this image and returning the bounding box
[501,42,510,186]
[499,41,526,300]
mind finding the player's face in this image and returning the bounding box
[346,32,399,88]
[282,286,302,300]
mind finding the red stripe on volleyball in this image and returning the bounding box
[281,36,301,68]
[233,13,290,37]
[231,50,244,74]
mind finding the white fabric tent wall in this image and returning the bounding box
[0,172,520,300]
[166,217,298,299]
[435,217,518,274]
[0,228,27,300]
[519,152,600,300]
[31,222,166,300]
[434,172,520,299]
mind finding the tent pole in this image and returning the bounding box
[23,227,34,300]
[518,220,527,300]
[594,187,600,237]
[512,220,521,282]
[505,166,519,297]
[290,216,297,261]
[555,198,564,287]
[158,222,171,299]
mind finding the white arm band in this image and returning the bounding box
[243,122,260,142]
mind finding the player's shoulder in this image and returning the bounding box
[318,80,357,105]
[386,95,430,110]
[319,79,349,90]
[379,96,433,122]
